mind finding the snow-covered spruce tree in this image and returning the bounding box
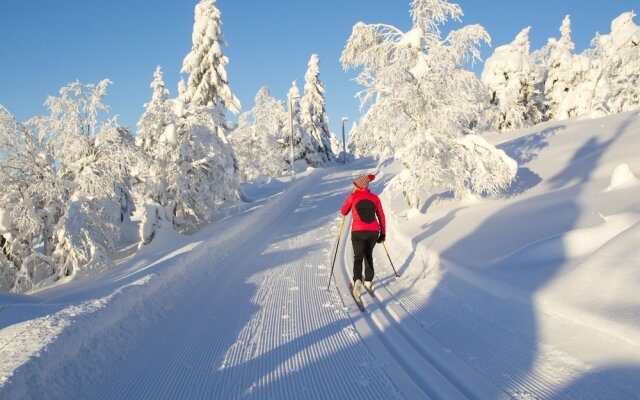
[0,106,64,292]
[181,0,240,113]
[178,78,187,100]
[342,0,517,207]
[138,97,241,239]
[230,87,287,181]
[230,112,259,182]
[167,100,240,232]
[482,27,545,131]
[300,54,334,166]
[137,0,242,243]
[180,0,240,196]
[329,132,343,159]
[283,81,310,169]
[535,16,580,120]
[136,66,172,153]
[135,67,180,244]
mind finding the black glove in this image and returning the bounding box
[377,233,386,243]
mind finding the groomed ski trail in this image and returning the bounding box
[1,166,407,399]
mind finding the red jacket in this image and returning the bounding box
[341,189,386,234]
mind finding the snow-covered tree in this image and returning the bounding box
[138,98,241,239]
[342,0,516,206]
[329,132,343,159]
[178,102,240,227]
[283,81,308,169]
[0,107,63,292]
[506,11,639,122]
[535,16,579,120]
[300,54,334,165]
[178,78,187,100]
[482,27,544,131]
[44,80,141,281]
[0,81,142,292]
[181,0,240,114]
[137,66,172,153]
[138,0,243,244]
[540,11,640,120]
[595,12,640,115]
[134,68,180,244]
[230,87,287,181]
[150,65,169,105]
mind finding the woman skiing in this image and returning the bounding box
[341,174,386,299]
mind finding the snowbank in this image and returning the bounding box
[382,110,640,349]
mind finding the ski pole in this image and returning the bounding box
[327,216,346,291]
[382,242,399,278]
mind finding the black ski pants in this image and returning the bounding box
[351,230,378,283]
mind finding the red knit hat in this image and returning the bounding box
[353,174,375,189]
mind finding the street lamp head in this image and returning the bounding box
[341,117,349,123]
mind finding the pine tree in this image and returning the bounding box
[181,0,240,113]
[300,54,333,165]
[137,96,241,239]
[178,78,187,100]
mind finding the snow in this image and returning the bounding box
[160,123,177,145]
[0,208,12,237]
[1,112,640,398]
[607,12,640,50]
[606,163,640,191]
[399,27,425,49]
[481,27,531,88]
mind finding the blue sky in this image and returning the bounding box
[1,1,637,139]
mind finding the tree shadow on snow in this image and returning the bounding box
[499,124,565,196]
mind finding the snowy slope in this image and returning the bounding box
[1,112,640,399]
[378,110,640,397]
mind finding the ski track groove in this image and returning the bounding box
[372,266,540,399]
[337,222,489,399]
[339,218,585,399]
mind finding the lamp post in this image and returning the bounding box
[289,95,300,181]
[341,117,348,164]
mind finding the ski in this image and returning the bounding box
[348,283,365,312]
[363,284,375,298]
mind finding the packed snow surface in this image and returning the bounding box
[1,112,640,398]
